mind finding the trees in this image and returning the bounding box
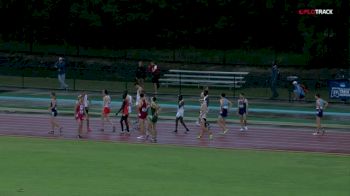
[0,0,348,66]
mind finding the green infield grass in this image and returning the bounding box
[0,136,349,196]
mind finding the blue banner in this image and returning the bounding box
[328,79,350,100]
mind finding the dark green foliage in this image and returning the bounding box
[0,0,348,66]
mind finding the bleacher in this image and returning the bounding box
[160,69,249,89]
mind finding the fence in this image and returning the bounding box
[0,41,309,66]
[1,51,349,101]
[1,62,348,103]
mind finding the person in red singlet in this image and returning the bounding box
[116,93,130,136]
[75,95,86,139]
[100,89,116,132]
[137,93,149,140]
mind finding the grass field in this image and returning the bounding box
[0,136,349,196]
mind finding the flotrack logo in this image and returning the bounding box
[298,9,333,15]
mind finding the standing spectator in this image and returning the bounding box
[149,61,160,95]
[270,64,279,99]
[135,61,146,88]
[54,57,69,90]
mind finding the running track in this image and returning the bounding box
[0,113,349,154]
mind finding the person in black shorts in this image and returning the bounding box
[82,91,92,132]
[150,61,160,95]
[48,92,63,135]
[313,93,328,135]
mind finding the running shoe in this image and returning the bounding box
[312,132,320,135]
[223,129,229,134]
[209,134,213,140]
[244,126,248,131]
[137,135,145,140]
[240,128,244,132]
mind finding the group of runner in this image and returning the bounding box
[48,85,329,141]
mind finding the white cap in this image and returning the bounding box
[292,81,297,85]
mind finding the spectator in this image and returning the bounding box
[270,64,279,99]
[135,61,146,88]
[54,57,68,90]
[149,61,160,95]
[292,81,305,101]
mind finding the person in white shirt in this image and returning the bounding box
[174,95,190,134]
[82,91,92,132]
[100,89,116,132]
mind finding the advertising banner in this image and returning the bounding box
[328,79,350,100]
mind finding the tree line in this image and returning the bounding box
[0,0,348,66]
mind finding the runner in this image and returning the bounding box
[116,93,130,136]
[135,82,144,107]
[133,82,144,130]
[100,89,116,132]
[174,95,190,134]
[48,92,63,135]
[313,93,329,135]
[237,93,248,131]
[196,88,210,127]
[137,93,149,140]
[147,97,160,143]
[217,93,232,134]
[197,94,213,140]
[124,90,133,130]
[75,95,86,139]
[82,90,92,132]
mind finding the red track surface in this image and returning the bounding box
[1,113,349,154]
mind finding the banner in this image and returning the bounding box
[328,79,350,100]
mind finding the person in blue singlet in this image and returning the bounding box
[237,93,248,131]
[313,93,328,135]
[217,93,232,134]
[48,92,63,135]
